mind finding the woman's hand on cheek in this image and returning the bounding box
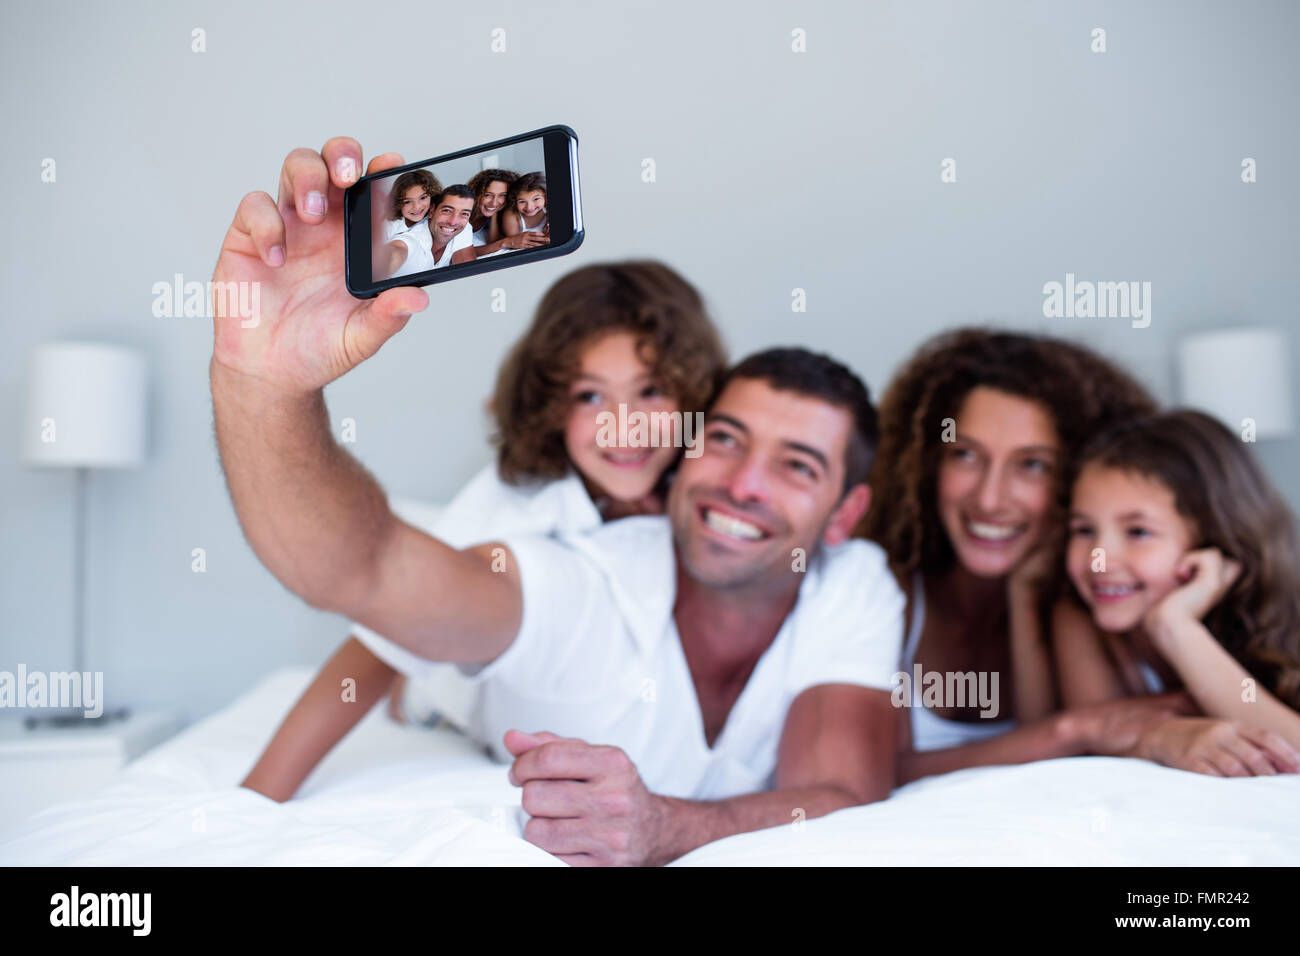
[1145,548,1242,636]
[1007,530,1061,602]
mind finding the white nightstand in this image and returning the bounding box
[0,709,184,832]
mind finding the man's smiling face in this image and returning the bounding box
[668,377,863,592]
[431,195,474,244]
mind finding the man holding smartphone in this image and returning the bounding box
[210,137,901,865]
[385,184,476,278]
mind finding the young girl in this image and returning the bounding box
[1056,409,1300,773]
[383,169,441,241]
[501,171,549,242]
[240,261,726,801]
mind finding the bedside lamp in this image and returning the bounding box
[1177,327,1294,439]
[20,343,149,723]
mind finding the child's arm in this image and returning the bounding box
[500,209,522,236]
[1145,547,1300,751]
[1051,598,1129,707]
[241,636,398,802]
[1148,612,1300,751]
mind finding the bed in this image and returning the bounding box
[2,667,1296,866]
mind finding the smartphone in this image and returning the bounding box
[344,125,583,298]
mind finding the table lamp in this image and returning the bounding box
[19,342,149,724]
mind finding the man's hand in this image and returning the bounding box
[504,730,670,866]
[211,137,429,394]
[1134,717,1300,777]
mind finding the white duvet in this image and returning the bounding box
[2,668,1296,866]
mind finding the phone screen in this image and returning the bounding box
[344,125,582,297]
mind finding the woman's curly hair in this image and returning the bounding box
[492,261,727,484]
[1077,410,1300,710]
[466,168,518,208]
[858,327,1157,578]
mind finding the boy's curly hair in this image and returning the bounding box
[492,261,726,483]
[386,170,441,221]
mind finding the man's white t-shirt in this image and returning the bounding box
[351,466,601,724]
[390,222,474,278]
[407,516,903,801]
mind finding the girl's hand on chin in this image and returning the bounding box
[1144,547,1242,634]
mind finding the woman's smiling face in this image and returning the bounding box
[935,386,1062,578]
[478,180,508,218]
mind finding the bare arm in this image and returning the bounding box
[1148,611,1300,751]
[1052,597,1128,707]
[477,232,549,255]
[384,238,408,276]
[896,692,1197,785]
[898,713,1082,785]
[241,636,396,801]
[210,139,521,664]
[1007,579,1055,721]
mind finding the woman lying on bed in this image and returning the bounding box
[858,328,1298,782]
[241,260,727,801]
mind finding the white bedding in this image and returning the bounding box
[2,667,1296,866]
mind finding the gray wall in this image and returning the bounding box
[3,0,1298,723]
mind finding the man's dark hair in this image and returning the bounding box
[715,348,879,493]
[436,184,476,205]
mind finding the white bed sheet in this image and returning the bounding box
[2,667,1297,866]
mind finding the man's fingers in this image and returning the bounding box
[278,147,333,223]
[502,729,567,760]
[230,191,286,267]
[521,779,587,818]
[321,136,363,189]
[523,816,596,856]
[554,853,598,867]
[511,740,599,784]
[365,152,406,177]
[370,284,428,321]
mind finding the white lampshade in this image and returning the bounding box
[21,342,149,468]
[1178,327,1294,440]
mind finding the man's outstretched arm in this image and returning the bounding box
[507,684,896,866]
[209,138,519,664]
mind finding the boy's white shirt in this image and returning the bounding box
[384,216,424,241]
